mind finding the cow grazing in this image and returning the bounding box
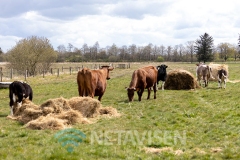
[126,66,158,102]
[9,81,33,115]
[156,64,168,90]
[77,66,114,101]
[217,69,228,89]
[196,63,214,87]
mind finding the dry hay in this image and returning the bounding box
[8,97,119,130]
[40,97,71,115]
[143,147,183,155]
[164,69,200,90]
[10,99,42,124]
[210,147,223,153]
[98,107,121,117]
[68,97,100,118]
[209,63,229,81]
[194,148,206,154]
[25,115,67,130]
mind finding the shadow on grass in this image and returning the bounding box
[0,114,8,117]
[206,87,220,90]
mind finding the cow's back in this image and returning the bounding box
[142,66,157,88]
[77,68,93,97]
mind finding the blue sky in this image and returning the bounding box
[1,0,240,52]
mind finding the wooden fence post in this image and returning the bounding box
[70,67,72,75]
[25,70,27,81]
[57,68,59,77]
[0,67,2,82]
[10,69,13,79]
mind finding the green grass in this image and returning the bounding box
[1,62,240,159]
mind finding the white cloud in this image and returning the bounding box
[0,0,240,52]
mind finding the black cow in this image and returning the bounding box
[156,64,168,90]
[9,81,33,115]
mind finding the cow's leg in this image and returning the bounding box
[223,78,226,89]
[156,82,158,91]
[9,93,17,115]
[218,77,221,88]
[197,75,201,87]
[98,94,103,101]
[203,75,207,87]
[162,81,165,90]
[153,84,157,99]
[137,89,143,101]
[147,88,151,100]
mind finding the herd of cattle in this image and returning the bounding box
[8,63,228,115]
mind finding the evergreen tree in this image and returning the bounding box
[195,33,214,63]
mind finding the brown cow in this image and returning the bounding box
[196,63,214,87]
[77,66,114,101]
[126,66,158,102]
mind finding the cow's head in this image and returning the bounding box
[126,87,136,102]
[157,64,168,74]
[101,66,114,80]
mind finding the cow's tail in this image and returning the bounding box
[222,72,227,78]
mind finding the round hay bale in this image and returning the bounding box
[68,97,100,118]
[164,69,200,90]
[40,97,71,115]
[209,63,228,81]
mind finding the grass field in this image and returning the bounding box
[0,62,240,159]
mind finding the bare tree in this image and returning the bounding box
[166,46,172,61]
[178,44,185,62]
[6,36,57,75]
[186,41,195,63]
[128,44,137,61]
[68,43,74,52]
[159,45,165,56]
[119,45,128,61]
[57,45,66,53]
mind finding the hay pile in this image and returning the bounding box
[209,63,228,81]
[68,97,100,118]
[8,97,120,130]
[164,69,200,90]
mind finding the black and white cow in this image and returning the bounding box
[9,81,33,115]
[156,64,168,90]
[218,69,228,89]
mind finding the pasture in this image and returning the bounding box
[0,62,240,159]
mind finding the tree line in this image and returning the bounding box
[0,33,240,76]
[56,33,240,63]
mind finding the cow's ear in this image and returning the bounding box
[165,65,168,68]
